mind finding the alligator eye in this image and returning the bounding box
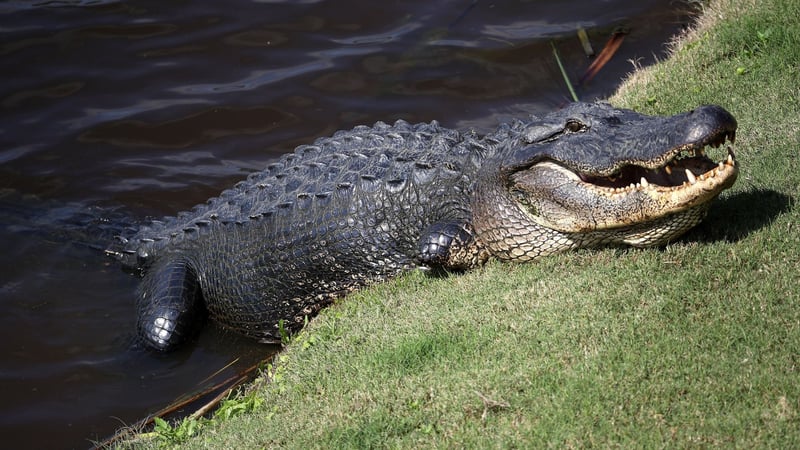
[511,188,531,206]
[565,120,586,132]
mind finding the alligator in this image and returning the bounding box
[107,102,739,351]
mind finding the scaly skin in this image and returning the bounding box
[107,102,739,351]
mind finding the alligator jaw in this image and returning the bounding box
[576,127,737,191]
[510,133,739,236]
[576,146,738,199]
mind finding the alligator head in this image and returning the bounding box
[474,102,739,260]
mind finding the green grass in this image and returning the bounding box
[126,0,800,447]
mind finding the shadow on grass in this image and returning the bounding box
[687,188,793,243]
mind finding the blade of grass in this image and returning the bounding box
[551,41,580,102]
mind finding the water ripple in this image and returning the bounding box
[63,98,212,130]
[0,0,120,13]
[172,46,379,95]
[482,20,596,40]
[330,21,422,45]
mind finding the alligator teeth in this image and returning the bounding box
[664,165,672,175]
[640,177,649,188]
[685,169,697,184]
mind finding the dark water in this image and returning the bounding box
[0,1,695,448]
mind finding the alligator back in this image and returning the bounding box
[111,120,491,347]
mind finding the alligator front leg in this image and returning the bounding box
[417,220,489,271]
[136,257,205,351]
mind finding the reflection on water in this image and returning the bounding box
[64,98,212,132]
[172,47,376,95]
[79,105,296,148]
[0,1,695,447]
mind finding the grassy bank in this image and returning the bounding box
[129,0,800,447]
